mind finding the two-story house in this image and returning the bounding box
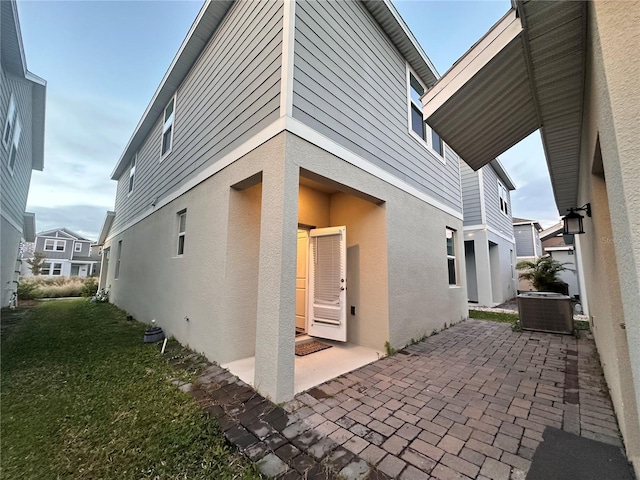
[418,1,640,472]
[24,228,99,278]
[460,159,517,306]
[98,0,470,402]
[0,0,46,307]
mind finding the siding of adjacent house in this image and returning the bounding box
[483,164,513,235]
[72,241,91,257]
[292,0,462,213]
[111,0,284,233]
[514,225,536,257]
[0,71,34,227]
[459,160,482,226]
[35,236,72,260]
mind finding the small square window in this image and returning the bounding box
[75,242,82,252]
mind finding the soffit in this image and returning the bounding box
[422,1,586,214]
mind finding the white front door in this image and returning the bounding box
[295,229,308,332]
[307,226,347,342]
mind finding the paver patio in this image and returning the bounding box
[192,318,625,479]
[282,319,624,479]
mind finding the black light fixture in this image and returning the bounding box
[563,203,591,235]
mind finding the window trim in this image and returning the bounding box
[128,153,137,196]
[161,95,176,159]
[446,227,458,286]
[3,94,16,149]
[176,209,186,257]
[406,65,446,164]
[114,240,122,279]
[51,263,63,276]
[497,179,509,217]
[44,239,66,252]
[6,117,21,175]
[74,242,83,253]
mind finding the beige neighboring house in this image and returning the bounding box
[98,0,472,403]
[421,1,640,474]
[0,0,46,306]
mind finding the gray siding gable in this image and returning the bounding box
[460,160,482,226]
[292,0,462,213]
[514,224,535,257]
[112,0,283,233]
[483,164,513,236]
[0,70,34,229]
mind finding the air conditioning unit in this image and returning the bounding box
[518,292,573,334]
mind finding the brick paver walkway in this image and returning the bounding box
[282,319,623,480]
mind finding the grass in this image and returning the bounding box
[468,309,519,324]
[1,300,261,480]
[17,276,98,299]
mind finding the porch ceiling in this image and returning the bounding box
[421,1,587,214]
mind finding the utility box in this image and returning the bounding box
[518,292,573,334]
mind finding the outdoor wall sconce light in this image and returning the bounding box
[563,203,591,235]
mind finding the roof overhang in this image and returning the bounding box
[361,0,439,86]
[1,0,47,171]
[97,211,116,246]
[421,0,587,214]
[513,220,542,231]
[490,159,516,190]
[111,0,234,180]
[22,212,36,242]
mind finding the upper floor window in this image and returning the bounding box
[498,180,509,216]
[128,154,136,194]
[446,228,457,286]
[407,69,445,161]
[161,95,176,157]
[75,242,83,252]
[7,118,21,174]
[3,95,16,147]
[177,210,187,256]
[44,239,66,252]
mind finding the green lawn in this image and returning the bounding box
[1,300,261,480]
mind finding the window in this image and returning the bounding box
[161,96,175,156]
[51,263,62,276]
[7,118,21,173]
[446,228,457,285]
[498,180,509,216]
[44,239,65,252]
[114,240,122,279]
[407,69,445,160]
[3,94,16,147]
[41,262,51,275]
[128,154,136,194]
[75,242,82,252]
[177,210,186,256]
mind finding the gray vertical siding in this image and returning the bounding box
[112,0,283,233]
[459,160,482,226]
[482,164,513,235]
[0,71,34,228]
[292,0,462,212]
[514,225,535,257]
[35,236,73,260]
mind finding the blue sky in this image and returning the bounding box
[18,0,559,240]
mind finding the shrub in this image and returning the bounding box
[81,277,99,298]
[516,256,570,293]
[17,281,40,300]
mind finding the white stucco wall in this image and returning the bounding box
[574,2,640,472]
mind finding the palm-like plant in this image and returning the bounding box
[516,256,569,293]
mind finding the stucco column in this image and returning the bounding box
[254,157,299,402]
[474,230,494,306]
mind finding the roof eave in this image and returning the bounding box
[97,211,116,246]
[110,0,234,180]
[489,159,516,190]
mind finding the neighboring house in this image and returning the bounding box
[25,228,99,278]
[461,159,517,306]
[0,0,46,306]
[512,217,544,292]
[540,222,583,300]
[420,1,640,473]
[99,0,470,402]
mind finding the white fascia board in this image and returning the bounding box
[421,9,521,118]
[545,246,573,252]
[463,224,515,243]
[279,0,296,118]
[490,158,516,190]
